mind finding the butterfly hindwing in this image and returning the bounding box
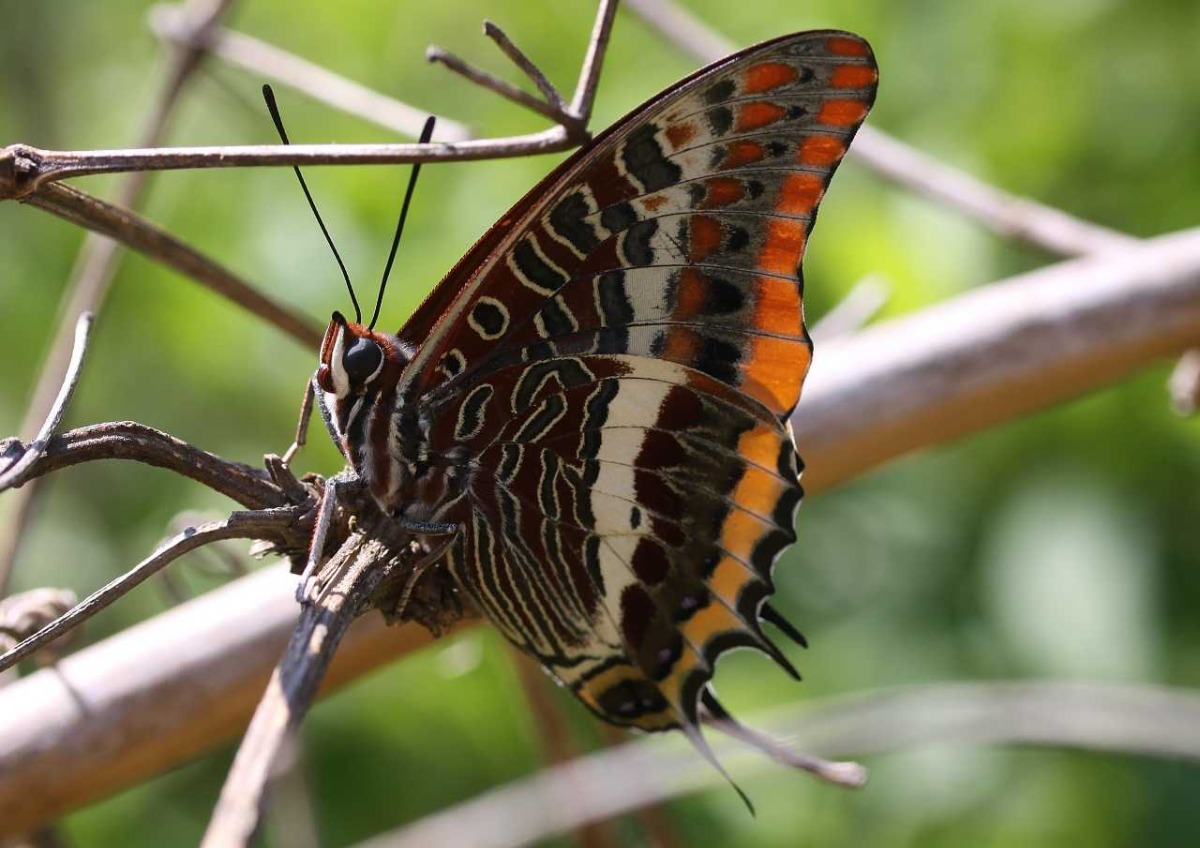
[403,32,877,737]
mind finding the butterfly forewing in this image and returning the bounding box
[398,32,877,736]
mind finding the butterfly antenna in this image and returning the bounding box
[368,115,436,331]
[262,84,361,324]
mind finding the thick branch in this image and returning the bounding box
[202,530,392,847]
[793,227,1200,491]
[0,563,468,836]
[378,682,1200,848]
[1,226,1197,833]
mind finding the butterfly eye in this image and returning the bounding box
[343,337,383,383]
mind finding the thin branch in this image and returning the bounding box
[0,1,624,196]
[2,225,1197,835]
[20,182,322,347]
[0,133,581,199]
[373,682,1200,848]
[483,21,568,113]
[0,510,296,673]
[148,5,471,142]
[850,127,1140,257]
[623,0,1138,259]
[569,0,620,124]
[0,314,93,492]
[8,421,288,510]
[426,1,616,144]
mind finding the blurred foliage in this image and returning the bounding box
[1,0,1199,845]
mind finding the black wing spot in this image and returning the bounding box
[470,299,508,338]
[548,191,601,255]
[512,237,568,292]
[622,123,683,193]
[705,276,746,315]
[621,219,659,267]
[595,273,634,325]
[707,106,734,137]
[703,78,737,105]
[695,334,742,385]
[600,201,638,234]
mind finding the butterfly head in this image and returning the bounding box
[316,311,411,462]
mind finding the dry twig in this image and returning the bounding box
[808,277,890,342]
[0,511,301,673]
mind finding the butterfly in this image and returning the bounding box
[307,29,876,780]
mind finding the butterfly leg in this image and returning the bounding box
[390,531,457,620]
[282,374,318,466]
[396,517,458,535]
[295,469,355,604]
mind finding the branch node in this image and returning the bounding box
[0,143,47,201]
[427,9,600,145]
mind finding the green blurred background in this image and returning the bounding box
[2,0,1199,845]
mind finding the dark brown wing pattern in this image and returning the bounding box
[400,32,877,744]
